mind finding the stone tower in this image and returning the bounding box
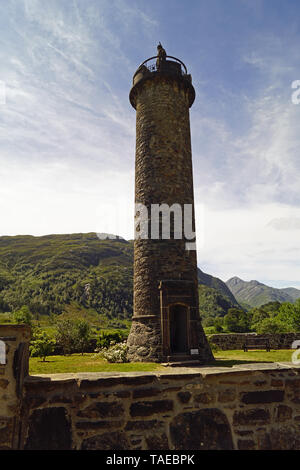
[127,45,213,364]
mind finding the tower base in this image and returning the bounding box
[127,316,163,363]
[127,315,214,364]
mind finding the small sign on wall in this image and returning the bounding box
[190,349,199,355]
[0,340,6,365]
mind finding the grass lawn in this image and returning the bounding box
[29,353,165,374]
[28,349,295,375]
[213,349,294,367]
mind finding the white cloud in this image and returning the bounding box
[196,202,300,287]
[268,218,300,231]
[0,158,134,237]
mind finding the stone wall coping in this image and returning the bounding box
[208,332,300,337]
[24,362,300,384]
[0,324,31,331]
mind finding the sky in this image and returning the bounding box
[0,0,300,288]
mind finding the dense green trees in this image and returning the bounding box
[204,300,300,334]
[0,235,134,327]
[277,299,300,331]
[223,308,250,333]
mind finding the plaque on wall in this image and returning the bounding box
[190,349,199,355]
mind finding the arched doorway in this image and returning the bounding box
[169,304,188,353]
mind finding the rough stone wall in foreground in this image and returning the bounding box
[2,325,300,451]
[22,363,300,450]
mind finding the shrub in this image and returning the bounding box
[94,341,128,363]
[96,330,127,349]
[13,305,33,326]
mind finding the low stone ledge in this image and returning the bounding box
[208,333,300,350]
[24,362,300,386]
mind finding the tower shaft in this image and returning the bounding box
[127,49,213,364]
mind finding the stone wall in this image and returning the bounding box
[0,325,30,449]
[208,333,300,351]
[21,363,300,450]
[1,324,300,451]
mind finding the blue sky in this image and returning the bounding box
[1,0,300,288]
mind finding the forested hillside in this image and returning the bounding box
[0,233,133,326]
[0,233,239,327]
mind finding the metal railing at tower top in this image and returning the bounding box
[135,55,188,75]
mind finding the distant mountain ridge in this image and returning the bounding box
[197,268,240,307]
[226,276,300,308]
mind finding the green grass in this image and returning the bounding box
[213,349,294,367]
[28,349,295,375]
[29,353,165,374]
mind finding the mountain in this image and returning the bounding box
[0,233,134,328]
[0,233,239,325]
[197,268,241,320]
[226,276,300,308]
[197,268,239,306]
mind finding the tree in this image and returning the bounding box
[223,308,250,333]
[250,307,270,329]
[0,296,10,313]
[277,300,300,332]
[30,329,55,362]
[213,317,224,333]
[74,320,91,355]
[13,305,33,326]
[55,319,78,355]
[255,318,290,334]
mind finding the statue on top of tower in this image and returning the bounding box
[156,42,166,69]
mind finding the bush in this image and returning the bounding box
[13,305,33,326]
[0,313,13,324]
[96,330,127,349]
[95,341,128,363]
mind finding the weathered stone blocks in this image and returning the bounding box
[24,407,72,450]
[81,431,129,450]
[130,399,173,417]
[241,390,284,404]
[170,408,234,450]
[127,56,213,363]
